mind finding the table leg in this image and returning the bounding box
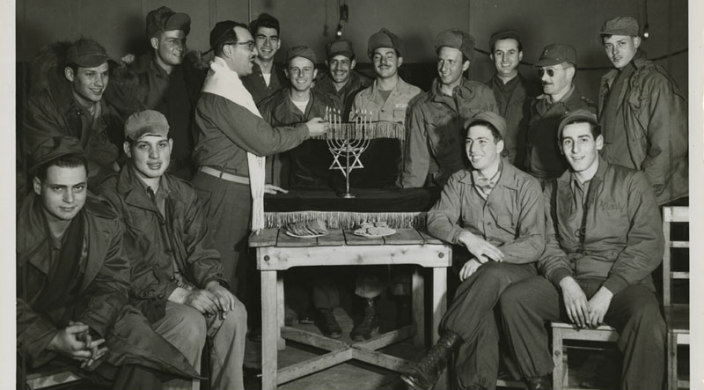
[277,273,286,350]
[432,267,448,390]
[412,267,425,347]
[261,270,278,390]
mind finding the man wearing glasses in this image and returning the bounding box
[191,21,327,311]
[524,44,593,183]
[242,13,287,104]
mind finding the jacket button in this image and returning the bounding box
[158,294,165,299]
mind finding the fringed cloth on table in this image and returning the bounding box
[264,210,427,229]
[310,121,405,141]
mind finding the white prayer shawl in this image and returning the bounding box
[201,56,266,231]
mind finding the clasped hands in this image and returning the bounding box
[48,321,107,369]
[559,277,613,328]
[173,281,237,321]
[456,230,505,281]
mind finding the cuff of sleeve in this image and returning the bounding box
[297,124,311,140]
[202,277,229,290]
[24,328,59,367]
[450,227,464,245]
[602,276,628,296]
[549,268,573,288]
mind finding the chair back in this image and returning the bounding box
[662,206,689,307]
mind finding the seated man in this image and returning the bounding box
[17,137,198,389]
[401,112,545,390]
[99,110,248,390]
[500,110,665,389]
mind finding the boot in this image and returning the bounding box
[400,331,462,390]
[350,298,379,341]
[316,308,342,339]
[525,375,552,390]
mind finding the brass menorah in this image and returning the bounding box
[325,108,372,198]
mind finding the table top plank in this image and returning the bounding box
[277,230,319,247]
[249,228,279,247]
[417,230,444,245]
[317,229,346,246]
[382,228,424,245]
[343,230,385,246]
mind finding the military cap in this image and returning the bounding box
[435,29,475,61]
[535,44,577,67]
[30,136,85,174]
[146,6,191,38]
[367,28,404,58]
[600,16,639,37]
[287,45,317,64]
[125,110,170,141]
[326,39,355,60]
[66,38,109,68]
[489,29,522,51]
[557,109,598,139]
[466,111,507,139]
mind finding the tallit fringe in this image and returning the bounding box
[310,122,405,141]
[264,211,427,229]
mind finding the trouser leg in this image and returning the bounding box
[210,296,248,390]
[454,311,500,390]
[312,268,341,309]
[499,276,561,378]
[441,262,536,342]
[604,285,666,390]
[112,364,165,390]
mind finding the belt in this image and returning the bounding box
[199,166,250,185]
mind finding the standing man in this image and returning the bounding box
[107,6,201,180]
[486,29,536,167]
[500,110,665,390]
[99,110,248,390]
[401,28,498,188]
[525,44,593,182]
[401,112,545,390]
[313,39,372,118]
[259,45,341,189]
[18,137,199,389]
[191,20,327,296]
[598,16,688,205]
[241,13,286,104]
[25,38,120,189]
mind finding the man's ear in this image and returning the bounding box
[461,60,470,73]
[123,142,132,158]
[350,59,357,69]
[518,51,524,62]
[566,65,576,80]
[633,36,642,49]
[284,68,290,79]
[33,176,42,195]
[312,68,318,80]
[595,134,604,151]
[64,67,75,82]
[150,36,160,51]
[496,139,505,155]
[168,138,174,150]
[397,56,404,67]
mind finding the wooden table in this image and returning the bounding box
[250,227,452,390]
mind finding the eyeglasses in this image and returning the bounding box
[538,65,567,77]
[226,40,255,51]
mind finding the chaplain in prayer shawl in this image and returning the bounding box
[17,136,199,390]
[190,20,328,299]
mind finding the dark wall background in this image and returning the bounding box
[16,0,688,101]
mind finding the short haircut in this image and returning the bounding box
[214,22,248,57]
[35,154,88,181]
[250,13,280,36]
[491,37,523,53]
[559,120,602,140]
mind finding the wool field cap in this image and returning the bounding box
[125,110,170,141]
[489,29,522,50]
[30,136,85,173]
[435,29,475,60]
[287,45,317,64]
[146,6,191,38]
[367,28,404,58]
[535,44,577,67]
[66,38,110,68]
[465,111,507,139]
[600,16,639,37]
[557,108,598,139]
[326,39,355,60]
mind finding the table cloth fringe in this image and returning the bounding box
[264,211,427,229]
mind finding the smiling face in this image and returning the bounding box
[372,47,402,79]
[65,62,109,106]
[34,165,88,221]
[437,46,469,89]
[152,29,187,68]
[254,26,281,61]
[465,124,503,173]
[491,38,522,78]
[125,134,172,181]
[602,34,640,69]
[285,56,317,92]
[327,54,355,85]
[560,122,603,174]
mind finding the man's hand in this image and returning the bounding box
[206,281,237,315]
[559,277,589,328]
[457,231,504,262]
[48,323,93,361]
[120,53,135,64]
[183,289,220,315]
[587,287,613,328]
[458,258,482,281]
[305,117,329,137]
[264,184,289,195]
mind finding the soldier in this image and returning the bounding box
[241,13,287,104]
